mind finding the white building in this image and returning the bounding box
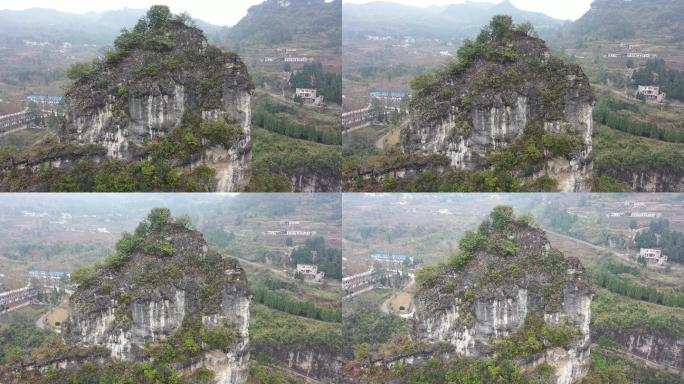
[637,86,666,103]
[296,264,325,281]
[639,248,668,266]
[295,88,324,105]
[297,264,318,275]
[284,57,310,63]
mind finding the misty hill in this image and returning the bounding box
[554,0,684,44]
[218,0,341,48]
[343,0,566,42]
[0,7,222,47]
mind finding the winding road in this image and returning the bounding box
[545,229,684,271]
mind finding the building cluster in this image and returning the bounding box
[295,88,324,106]
[0,110,34,132]
[296,264,325,282]
[342,106,372,131]
[0,285,37,313]
[371,252,414,270]
[636,85,666,103]
[608,211,659,218]
[279,220,301,226]
[639,248,668,266]
[605,44,654,59]
[343,269,379,295]
[264,230,317,236]
[263,49,312,64]
[29,269,70,290]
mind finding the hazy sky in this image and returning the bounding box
[0,0,265,26]
[343,0,594,21]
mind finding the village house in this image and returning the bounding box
[295,88,324,105]
[637,85,666,103]
[296,264,325,281]
[639,248,668,266]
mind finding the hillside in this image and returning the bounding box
[219,0,341,49]
[0,6,254,192]
[345,206,593,384]
[345,16,594,192]
[552,0,684,45]
[1,208,251,384]
[0,7,222,47]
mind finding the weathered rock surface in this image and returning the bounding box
[402,20,594,191]
[410,207,593,384]
[593,328,684,371]
[254,344,341,382]
[64,209,251,383]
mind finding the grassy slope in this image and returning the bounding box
[593,124,684,185]
[247,127,341,191]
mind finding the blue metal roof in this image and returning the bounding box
[29,269,69,277]
[369,91,409,98]
[371,252,413,261]
[27,95,63,102]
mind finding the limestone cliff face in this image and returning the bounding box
[410,208,592,384]
[62,16,253,191]
[596,167,684,192]
[402,23,594,191]
[255,344,341,382]
[593,328,684,371]
[64,210,251,384]
[290,171,342,192]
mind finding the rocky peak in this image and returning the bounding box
[403,16,594,191]
[64,208,251,383]
[411,206,592,384]
[62,6,254,191]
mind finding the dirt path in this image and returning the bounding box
[35,310,47,330]
[380,273,415,318]
[375,130,390,150]
[595,344,683,376]
[545,229,684,271]
[232,255,341,287]
[263,363,323,384]
[546,230,630,262]
[343,122,372,135]
[0,125,28,137]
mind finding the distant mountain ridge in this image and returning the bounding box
[0,7,222,46]
[218,0,341,48]
[553,0,684,45]
[343,0,566,41]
